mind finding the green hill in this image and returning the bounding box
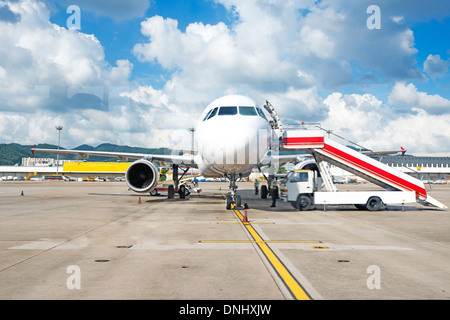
[0,143,171,165]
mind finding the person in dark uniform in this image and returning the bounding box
[270,179,279,207]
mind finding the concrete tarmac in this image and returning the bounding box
[0,180,449,300]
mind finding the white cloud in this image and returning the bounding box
[392,16,404,24]
[423,54,449,78]
[266,86,328,123]
[388,81,450,114]
[0,1,133,110]
[322,91,450,154]
[300,26,334,59]
[0,0,135,147]
[322,92,386,147]
[133,12,303,91]
[296,1,425,82]
[124,0,447,152]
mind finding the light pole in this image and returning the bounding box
[56,126,63,174]
[189,127,195,176]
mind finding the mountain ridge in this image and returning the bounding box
[0,143,171,165]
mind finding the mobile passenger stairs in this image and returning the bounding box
[262,100,447,211]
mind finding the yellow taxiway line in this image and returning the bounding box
[217,187,313,299]
[231,204,312,300]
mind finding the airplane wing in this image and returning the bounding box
[361,147,406,157]
[259,153,310,166]
[30,146,197,167]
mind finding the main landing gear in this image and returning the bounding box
[225,174,242,210]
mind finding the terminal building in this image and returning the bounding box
[379,156,450,181]
[329,155,450,183]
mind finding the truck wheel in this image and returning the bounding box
[366,196,383,211]
[261,185,268,199]
[291,201,299,210]
[179,185,186,199]
[168,185,175,199]
[297,195,312,211]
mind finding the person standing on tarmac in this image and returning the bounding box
[254,179,259,195]
[270,179,279,207]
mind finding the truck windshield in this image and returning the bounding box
[289,172,309,183]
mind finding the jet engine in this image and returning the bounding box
[125,159,160,193]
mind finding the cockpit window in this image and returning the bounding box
[203,109,213,121]
[218,106,237,115]
[256,107,268,120]
[239,106,257,116]
[207,107,218,120]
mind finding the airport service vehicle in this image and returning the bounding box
[280,169,417,211]
[42,175,71,181]
[151,179,201,198]
[279,127,447,210]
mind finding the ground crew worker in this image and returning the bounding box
[270,179,278,207]
[254,179,259,195]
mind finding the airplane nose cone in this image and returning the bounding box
[199,120,269,169]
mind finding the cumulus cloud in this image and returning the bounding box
[300,26,334,59]
[133,13,305,93]
[388,81,450,115]
[0,0,141,149]
[131,0,428,104]
[124,0,447,151]
[423,54,449,78]
[322,91,450,154]
[296,1,425,83]
[0,1,134,112]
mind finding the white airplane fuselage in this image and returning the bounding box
[194,95,271,178]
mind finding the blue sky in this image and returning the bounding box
[0,0,449,154]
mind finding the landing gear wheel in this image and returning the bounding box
[235,195,241,208]
[226,194,232,210]
[366,196,383,211]
[297,194,312,211]
[261,185,268,199]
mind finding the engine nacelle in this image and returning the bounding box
[125,159,160,193]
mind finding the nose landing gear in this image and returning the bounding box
[225,174,242,210]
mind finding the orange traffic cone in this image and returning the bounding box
[138,196,141,204]
[242,210,249,223]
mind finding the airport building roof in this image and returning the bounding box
[379,156,450,168]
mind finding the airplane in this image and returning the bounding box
[31,95,283,209]
[31,94,408,209]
